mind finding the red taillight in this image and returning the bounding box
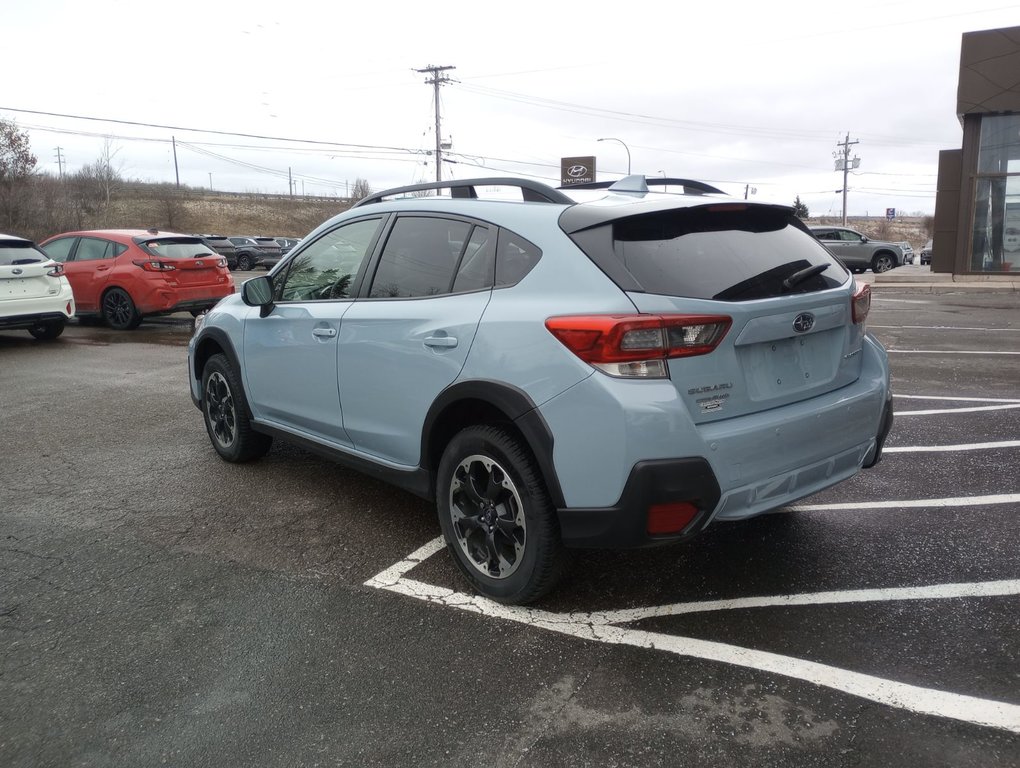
[46,263,65,277]
[132,259,176,272]
[647,502,699,535]
[545,314,731,378]
[851,282,871,325]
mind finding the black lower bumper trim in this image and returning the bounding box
[557,457,721,549]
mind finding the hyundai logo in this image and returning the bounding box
[793,313,815,333]
[567,165,589,178]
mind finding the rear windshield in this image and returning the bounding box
[139,238,216,259]
[0,241,48,266]
[573,205,848,301]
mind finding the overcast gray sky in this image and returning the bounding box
[5,0,1019,217]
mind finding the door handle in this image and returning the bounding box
[424,335,458,348]
[312,327,337,338]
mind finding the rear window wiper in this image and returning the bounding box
[782,263,829,291]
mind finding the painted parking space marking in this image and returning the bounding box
[887,350,1020,355]
[884,440,1020,452]
[366,538,1020,734]
[791,493,1020,511]
[892,394,1020,416]
[872,324,1020,332]
[366,390,1020,734]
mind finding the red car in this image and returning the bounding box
[39,229,235,329]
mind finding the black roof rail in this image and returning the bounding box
[560,175,725,195]
[353,177,574,207]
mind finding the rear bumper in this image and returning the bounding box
[0,311,70,330]
[135,283,234,315]
[0,288,75,328]
[558,458,720,548]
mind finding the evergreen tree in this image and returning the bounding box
[792,195,809,219]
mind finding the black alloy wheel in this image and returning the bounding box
[201,354,272,462]
[437,425,564,604]
[237,253,254,271]
[102,287,141,330]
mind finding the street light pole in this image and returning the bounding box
[597,137,631,175]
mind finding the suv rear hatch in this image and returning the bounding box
[135,236,228,287]
[0,240,59,301]
[564,202,866,424]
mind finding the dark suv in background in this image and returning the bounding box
[197,235,238,270]
[228,236,283,271]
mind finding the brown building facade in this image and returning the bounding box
[934,25,1020,274]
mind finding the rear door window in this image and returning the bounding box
[574,205,847,301]
[369,216,472,298]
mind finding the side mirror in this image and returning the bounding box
[242,275,275,316]
[860,235,869,243]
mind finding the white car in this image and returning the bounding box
[0,234,75,340]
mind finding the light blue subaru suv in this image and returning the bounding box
[188,176,893,604]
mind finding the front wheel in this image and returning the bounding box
[201,353,272,462]
[872,252,895,273]
[102,287,141,330]
[436,425,564,604]
[28,319,65,340]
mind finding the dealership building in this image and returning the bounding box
[934,25,1020,274]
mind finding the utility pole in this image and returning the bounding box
[54,147,65,179]
[172,135,180,189]
[415,64,455,182]
[834,133,860,226]
[288,167,293,197]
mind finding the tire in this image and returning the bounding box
[201,353,272,462]
[102,287,142,330]
[28,319,65,340]
[871,252,895,273]
[436,425,564,604]
[236,253,254,271]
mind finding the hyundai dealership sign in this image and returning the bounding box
[561,156,596,186]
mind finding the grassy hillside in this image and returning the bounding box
[21,179,934,249]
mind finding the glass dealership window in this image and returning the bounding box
[972,114,1020,272]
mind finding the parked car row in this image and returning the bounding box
[1,226,306,336]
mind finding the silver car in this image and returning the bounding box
[809,226,903,273]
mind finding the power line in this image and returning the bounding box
[0,105,420,154]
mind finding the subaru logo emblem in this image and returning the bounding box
[196,261,204,266]
[567,165,589,178]
[11,268,23,275]
[793,313,815,333]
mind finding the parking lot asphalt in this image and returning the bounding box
[2,281,1019,767]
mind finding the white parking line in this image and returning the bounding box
[365,540,1020,734]
[887,350,1020,355]
[791,493,1020,511]
[892,393,1020,416]
[884,441,1020,452]
[872,325,1020,332]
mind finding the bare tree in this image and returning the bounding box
[350,177,372,201]
[0,118,38,234]
[154,183,188,230]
